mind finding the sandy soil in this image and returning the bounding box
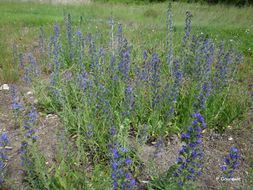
[0,84,61,189]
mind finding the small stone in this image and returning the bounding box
[34,99,38,104]
[227,125,232,129]
[0,84,10,91]
[26,91,33,96]
[228,137,233,141]
[140,180,149,184]
[46,114,58,119]
[46,114,53,118]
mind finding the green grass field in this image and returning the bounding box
[1,0,253,82]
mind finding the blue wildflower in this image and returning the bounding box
[65,14,73,61]
[28,52,40,77]
[109,142,135,189]
[19,53,24,69]
[124,84,134,116]
[151,53,161,108]
[76,30,85,68]
[125,158,132,165]
[10,85,24,119]
[110,126,117,137]
[0,132,9,185]
[39,27,46,55]
[178,181,184,187]
[162,59,183,123]
[109,17,115,54]
[21,105,38,142]
[117,24,123,55]
[194,80,212,112]
[118,40,131,82]
[221,147,240,178]
[166,3,174,68]
[173,113,206,187]
[177,157,184,164]
[182,11,192,46]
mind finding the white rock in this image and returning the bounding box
[0,84,10,91]
[140,180,149,184]
[46,114,53,119]
[26,91,33,95]
[228,137,233,141]
[46,114,58,119]
[34,99,38,104]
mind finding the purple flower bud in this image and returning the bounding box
[177,157,183,164]
[125,158,132,165]
[113,150,119,159]
[112,161,118,170]
[181,133,190,139]
[129,179,135,187]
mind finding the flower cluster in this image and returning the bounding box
[124,84,134,116]
[22,52,40,83]
[39,27,46,55]
[0,132,9,185]
[221,147,240,178]
[109,127,135,189]
[76,29,85,67]
[19,105,38,169]
[65,13,73,62]
[22,106,38,141]
[213,42,242,91]
[166,3,173,67]
[134,50,152,84]
[173,113,206,187]
[151,53,161,108]
[109,143,136,190]
[194,81,212,112]
[19,53,24,69]
[10,85,24,118]
[119,39,131,83]
[19,142,29,167]
[182,11,192,46]
[49,24,62,99]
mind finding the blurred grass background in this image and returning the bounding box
[0,0,252,83]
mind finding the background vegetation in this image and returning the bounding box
[94,0,253,6]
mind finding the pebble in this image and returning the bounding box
[26,91,33,96]
[34,99,38,104]
[228,136,233,141]
[227,125,232,129]
[46,114,53,119]
[0,84,10,91]
[46,114,58,119]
